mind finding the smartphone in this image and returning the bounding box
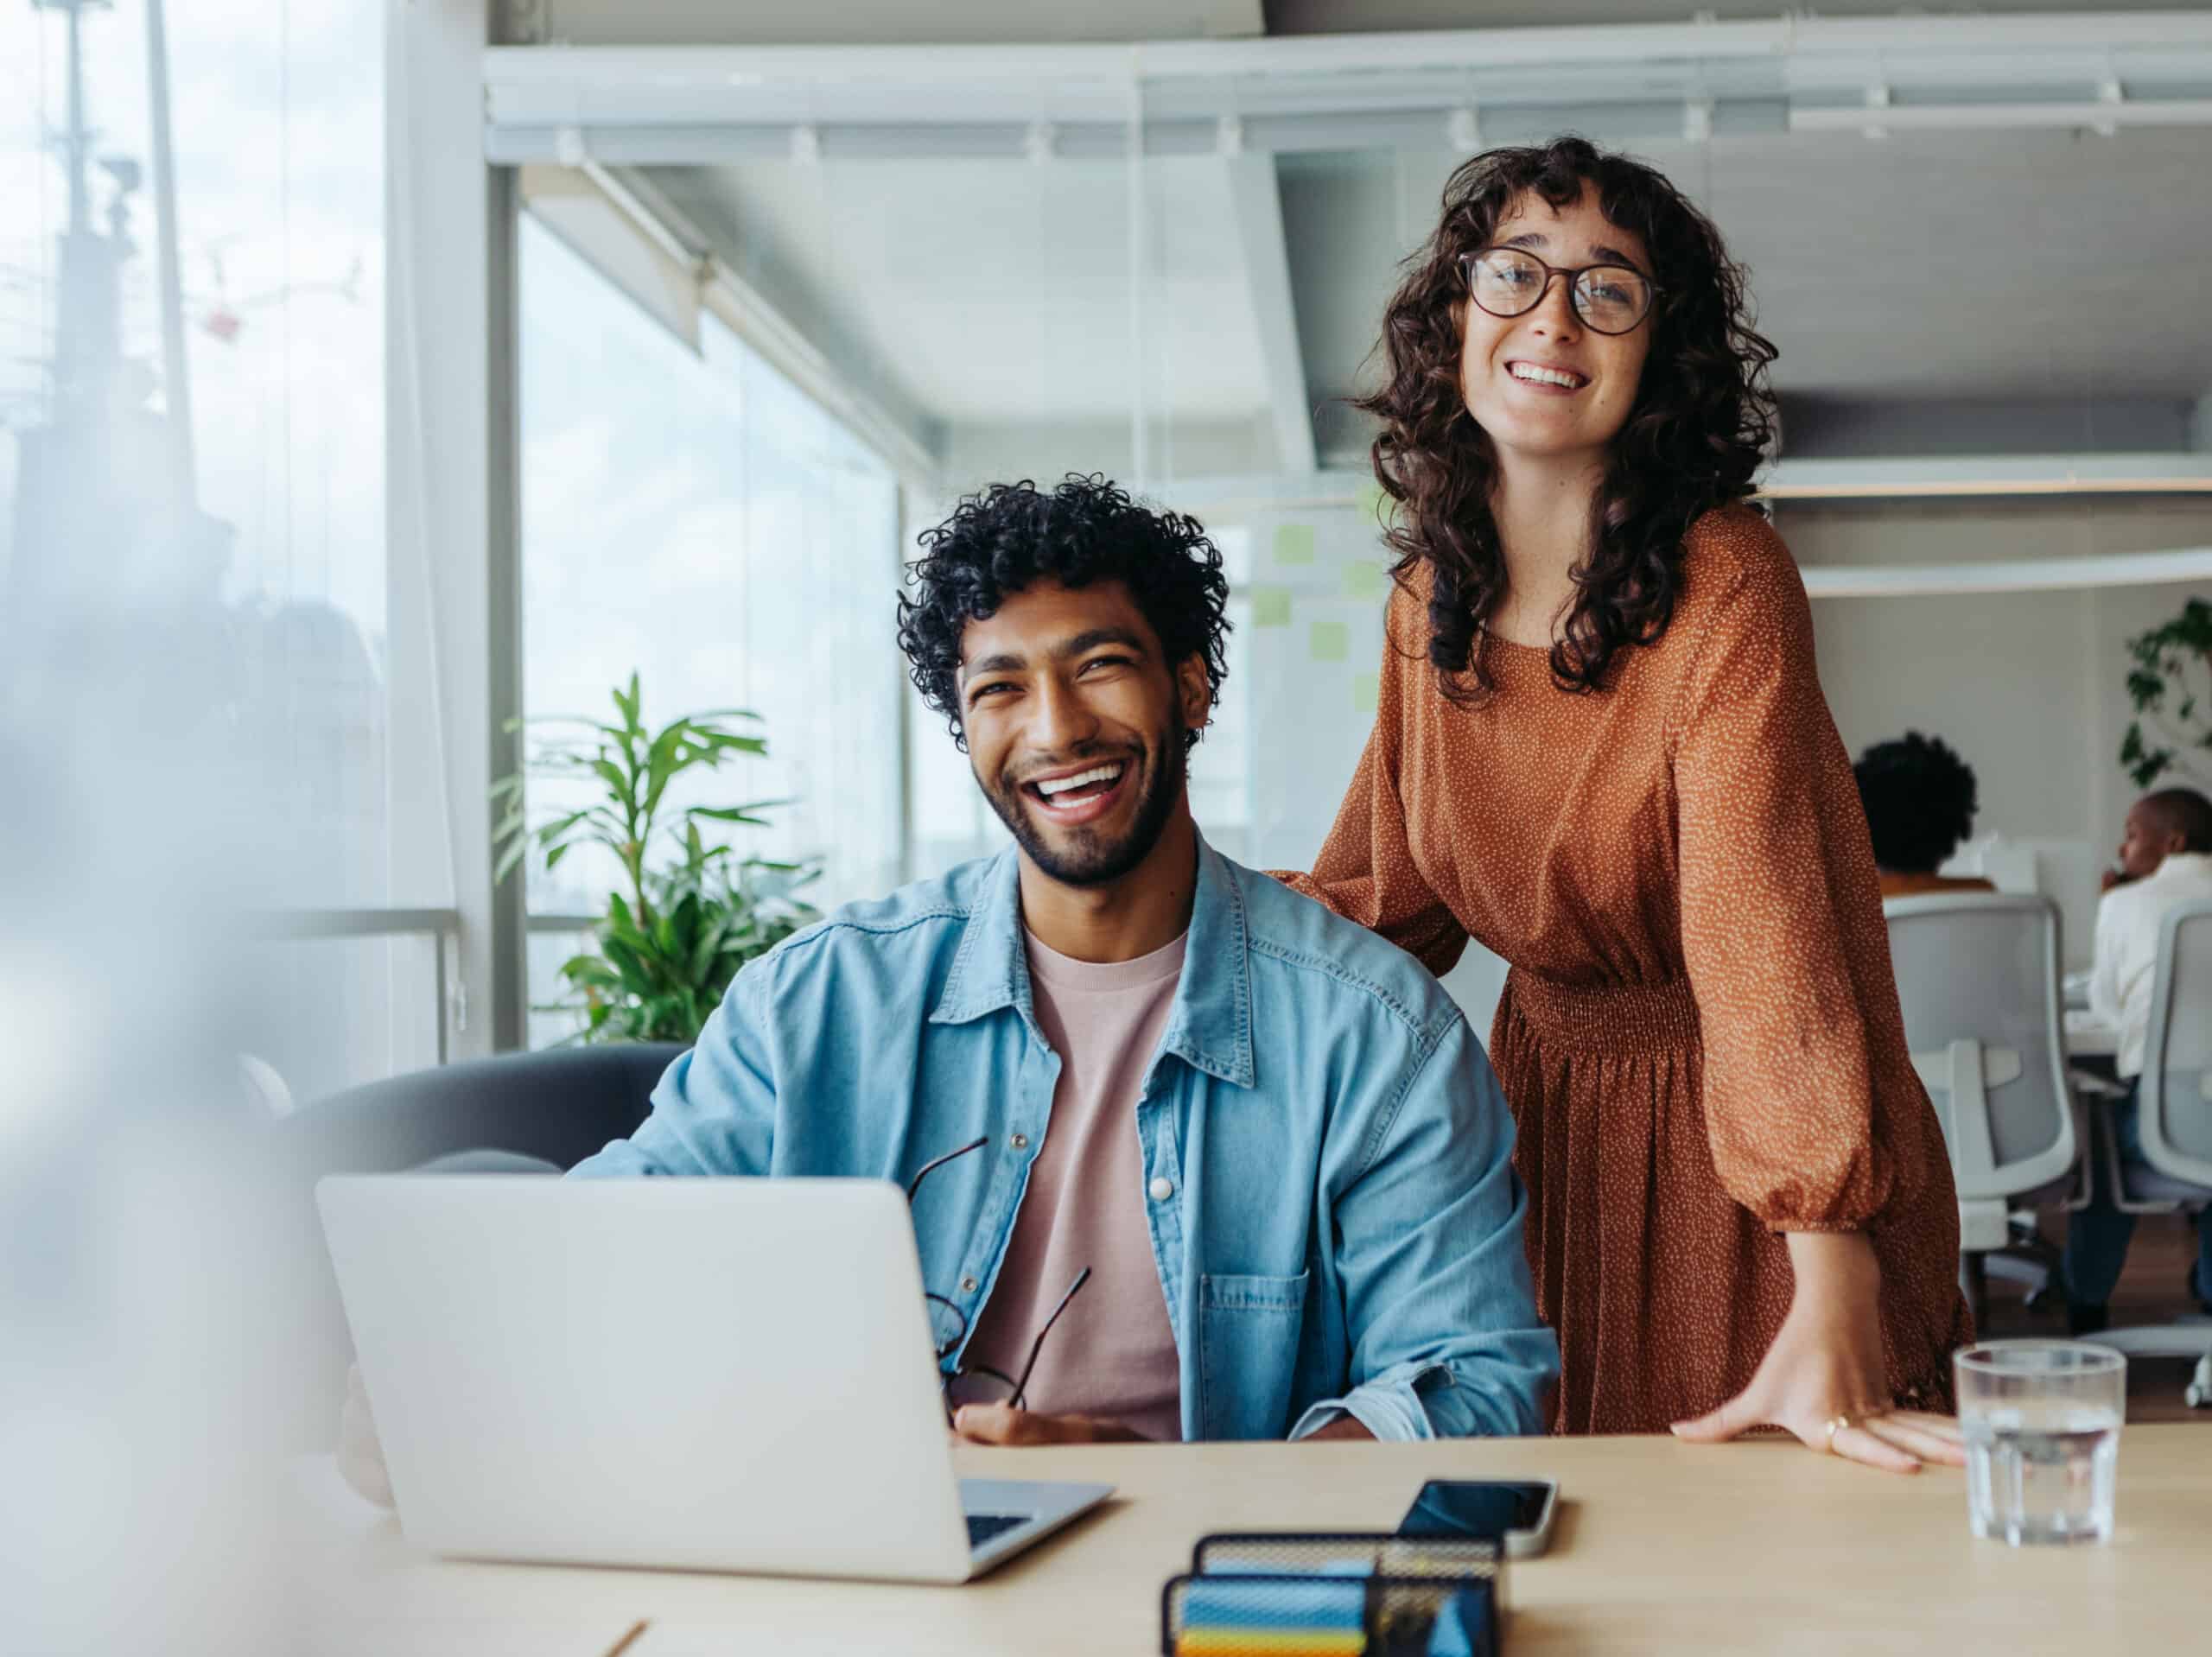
[1396,1478,1560,1559]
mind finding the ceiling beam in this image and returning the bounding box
[1790,98,2212,137]
[571,164,944,489]
[1799,546,2212,600]
[519,165,704,348]
[1224,155,1317,477]
[1159,452,2212,520]
[484,14,2212,155]
[1760,453,2212,499]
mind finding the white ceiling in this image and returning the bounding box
[1283,125,2212,420]
[641,120,2212,469]
[528,0,2212,43]
[1262,0,2212,30]
[646,156,1272,429]
[1656,128,2212,402]
[523,0,1264,47]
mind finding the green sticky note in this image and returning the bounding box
[1273,523,1316,565]
[1342,560,1387,600]
[1309,619,1349,663]
[1251,586,1292,627]
[1352,672,1380,714]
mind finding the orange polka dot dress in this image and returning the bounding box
[1279,505,1972,1435]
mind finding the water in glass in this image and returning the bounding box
[1955,1341,2125,1546]
[1962,1400,2120,1545]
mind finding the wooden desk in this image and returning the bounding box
[298,1425,2211,1654]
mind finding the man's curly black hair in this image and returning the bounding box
[1853,731,1980,874]
[896,475,1230,755]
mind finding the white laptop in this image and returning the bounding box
[317,1174,1114,1582]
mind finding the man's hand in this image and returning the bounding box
[337,1362,397,1508]
[950,1405,1148,1445]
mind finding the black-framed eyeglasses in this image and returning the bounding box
[906,1136,1092,1419]
[1460,246,1659,335]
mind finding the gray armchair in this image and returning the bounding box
[1883,892,2086,1328]
[276,1043,684,1178]
[272,1042,685,1446]
[2090,898,2212,1409]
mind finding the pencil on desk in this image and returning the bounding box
[601,1618,649,1657]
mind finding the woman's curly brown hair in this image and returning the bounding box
[1357,135,1778,697]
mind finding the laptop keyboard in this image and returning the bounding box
[966,1512,1028,1550]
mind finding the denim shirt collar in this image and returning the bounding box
[927,830,1256,1089]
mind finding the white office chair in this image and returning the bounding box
[2091,898,2212,1409]
[1883,893,2087,1329]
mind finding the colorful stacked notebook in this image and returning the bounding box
[1160,1532,1503,1657]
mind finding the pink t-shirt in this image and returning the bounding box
[959,928,1187,1442]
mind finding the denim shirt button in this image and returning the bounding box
[1010,1133,1028,1149]
[960,1275,979,1294]
[1147,1176,1175,1203]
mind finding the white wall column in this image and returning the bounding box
[387,0,524,1058]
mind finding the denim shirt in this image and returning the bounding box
[571,835,1558,1442]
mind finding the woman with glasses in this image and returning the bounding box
[1279,137,1972,1471]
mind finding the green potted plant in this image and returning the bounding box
[2120,597,2212,790]
[493,674,820,1044]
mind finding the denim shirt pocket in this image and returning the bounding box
[1198,1270,1310,1441]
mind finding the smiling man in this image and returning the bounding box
[562,474,1555,1447]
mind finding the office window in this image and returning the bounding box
[0,2,416,1102]
[519,215,904,1044]
[3,1,387,889]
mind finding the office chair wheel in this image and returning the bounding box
[2186,1354,2212,1411]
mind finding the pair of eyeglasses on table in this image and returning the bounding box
[906,1136,1091,1420]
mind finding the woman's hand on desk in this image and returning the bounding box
[338,1362,397,1508]
[950,1405,1148,1446]
[1670,1231,1967,1473]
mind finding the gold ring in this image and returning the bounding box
[1823,1413,1855,1454]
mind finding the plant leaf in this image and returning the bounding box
[520,673,828,1044]
[493,835,533,885]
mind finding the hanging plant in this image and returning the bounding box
[2120,596,2212,790]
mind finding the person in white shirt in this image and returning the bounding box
[2063,787,2212,1334]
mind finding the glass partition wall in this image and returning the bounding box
[0,0,456,1105]
[503,27,2212,1037]
[513,89,1285,1036]
[494,21,2212,1049]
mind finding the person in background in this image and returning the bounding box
[1277,136,1968,1473]
[1853,732,1997,899]
[2063,786,2212,1333]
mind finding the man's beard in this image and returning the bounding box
[980,712,1187,890]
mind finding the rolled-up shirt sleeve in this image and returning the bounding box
[568,964,779,1179]
[1291,1013,1557,1440]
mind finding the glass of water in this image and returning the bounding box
[1955,1340,2126,1546]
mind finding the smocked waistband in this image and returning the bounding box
[1501,968,1702,1054]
